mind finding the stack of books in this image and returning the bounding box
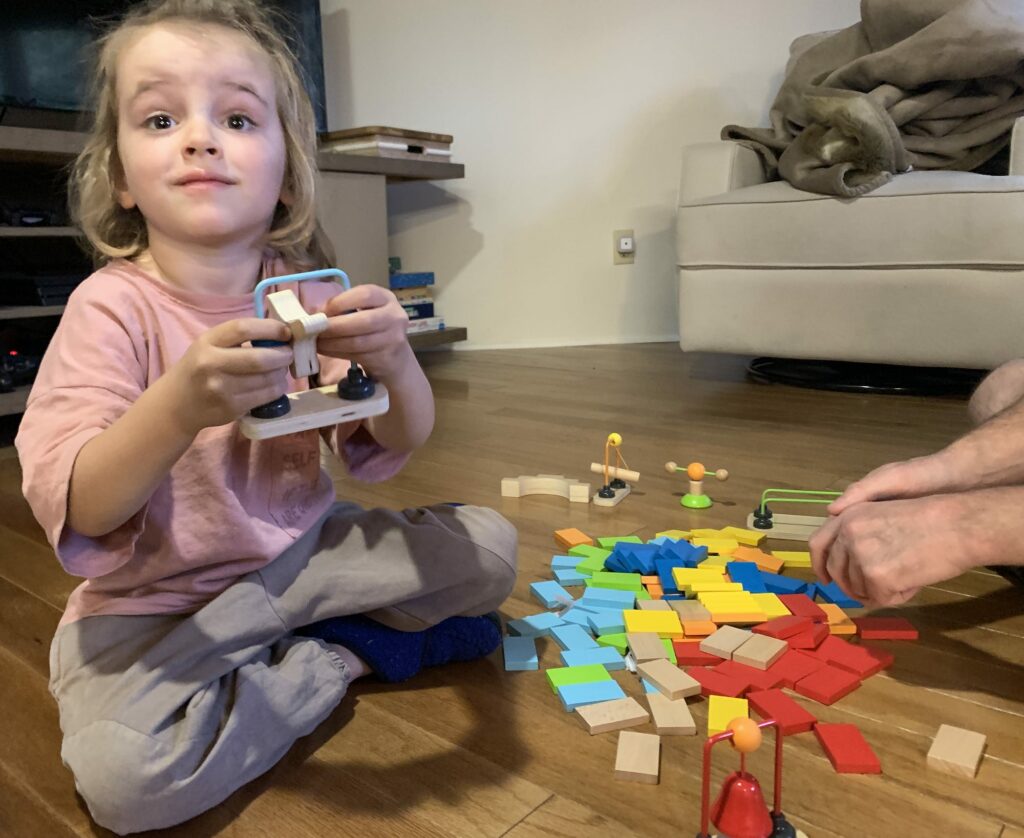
[390,271,445,335]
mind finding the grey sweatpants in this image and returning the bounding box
[48,502,517,835]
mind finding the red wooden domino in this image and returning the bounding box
[810,636,894,678]
[752,615,811,639]
[794,663,861,705]
[747,688,817,735]
[814,723,882,773]
[711,660,756,692]
[787,622,830,650]
[673,640,722,667]
[686,666,749,698]
[716,658,785,692]
[853,616,919,641]
[769,649,826,689]
[778,595,828,623]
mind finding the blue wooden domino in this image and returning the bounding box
[530,580,573,608]
[654,557,685,594]
[551,554,581,570]
[560,646,626,670]
[727,561,768,593]
[557,679,627,711]
[503,636,539,671]
[762,573,808,596]
[587,608,626,635]
[551,623,600,651]
[581,587,635,610]
[507,612,565,637]
[816,580,863,608]
[559,604,601,628]
[554,568,588,586]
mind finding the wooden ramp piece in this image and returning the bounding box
[614,731,661,784]
[501,474,590,502]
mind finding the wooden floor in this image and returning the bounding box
[1,344,1022,837]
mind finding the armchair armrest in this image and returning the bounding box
[1010,115,1024,176]
[678,141,767,206]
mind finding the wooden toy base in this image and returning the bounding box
[593,485,630,507]
[744,511,826,542]
[501,474,591,503]
[239,383,390,440]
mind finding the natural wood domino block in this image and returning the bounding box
[628,632,670,662]
[614,731,661,784]
[646,691,697,735]
[927,724,986,778]
[637,658,702,700]
[668,600,712,621]
[575,696,650,735]
[699,625,753,660]
[637,599,672,611]
[732,634,789,670]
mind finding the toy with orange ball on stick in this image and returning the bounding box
[664,460,729,509]
[697,717,805,838]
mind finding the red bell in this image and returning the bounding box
[710,770,772,838]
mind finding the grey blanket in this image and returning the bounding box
[723,0,1024,197]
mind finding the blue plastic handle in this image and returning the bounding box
[252,268,351,318]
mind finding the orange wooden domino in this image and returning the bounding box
[554,527,594,550]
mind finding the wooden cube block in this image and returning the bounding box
[637,658,702,700]
[927,724,986,778]
[575,696,650,735]
[647,691,697,735]
[614,731,661,784]
[732,634,789,670]
[699,625,753,660]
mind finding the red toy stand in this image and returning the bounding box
[696,718,806,838]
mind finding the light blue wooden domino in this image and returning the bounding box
[557,679,627,711]
[551,555,580,570]
[641,678,658,694]
[581,587,635,610]
[587,608,626,635]
[554,568,588,587]
[559,605,601,628]
[507,612,564,637]
[530,580,573,608]
[560,646,626,670]
[551,623,600,651]
[503,636,539,671]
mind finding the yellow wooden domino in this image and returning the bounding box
[772,550,812,568]
[655,529,691,540]
[751,593,791,619]
[691,538,740,555]
[721,526,766,547]
[623,609,683,639]
[708,696,749,736]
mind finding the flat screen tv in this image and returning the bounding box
[0,0,328,133]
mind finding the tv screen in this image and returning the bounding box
[0,0,328,133]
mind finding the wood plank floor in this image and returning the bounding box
[1,344,1022,837]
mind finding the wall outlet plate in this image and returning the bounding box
[614,228,635,265]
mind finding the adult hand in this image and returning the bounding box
[166,318,293,435]
[828,451,959,515]
[317,284,412,381]
[809,494,973,607]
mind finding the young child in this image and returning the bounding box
[14,1,517,833]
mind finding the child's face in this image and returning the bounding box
[115,23,288,253]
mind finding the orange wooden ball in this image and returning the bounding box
[686,462,705,480]
[728,717,762,753]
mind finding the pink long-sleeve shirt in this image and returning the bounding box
[16,258,409,626]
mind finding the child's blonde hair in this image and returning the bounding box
[70,0,332,270]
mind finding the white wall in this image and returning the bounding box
[319,1,861,349]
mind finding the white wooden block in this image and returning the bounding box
[927,724,987,778]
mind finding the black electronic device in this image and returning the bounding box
[0,272,87,306]
[0,0,328,133]
[0,350,41,393]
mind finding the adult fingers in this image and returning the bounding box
[323,283,394,316]
[809,515,842,583]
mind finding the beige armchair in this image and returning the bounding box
[675,118,1024,377]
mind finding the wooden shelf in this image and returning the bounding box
[408,326,467,350]
[0,125,86,163]
[317,151,464,183]
[0,386,30,417]
[0,227,78,238]
[0,305,65,320]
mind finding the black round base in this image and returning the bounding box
[747,357,985,396]
[250,394,291,419]
[338,366,376,400]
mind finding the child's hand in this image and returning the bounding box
[317,284,412,381]
[166,318,294,435]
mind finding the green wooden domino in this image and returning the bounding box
[569,544,612,561]
[596,633,629,654]
[661,638,677,665]
[635,588,652,601]
[596,535,643,548]
[588,571,643,592]
[545,663,613,694]
[575,554,608,576]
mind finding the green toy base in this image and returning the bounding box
[681,494,712,509]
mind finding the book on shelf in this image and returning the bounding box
[388,271,435,291]
[319,126,453,161]
[402,300,435,320]
[406,316,445,334]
